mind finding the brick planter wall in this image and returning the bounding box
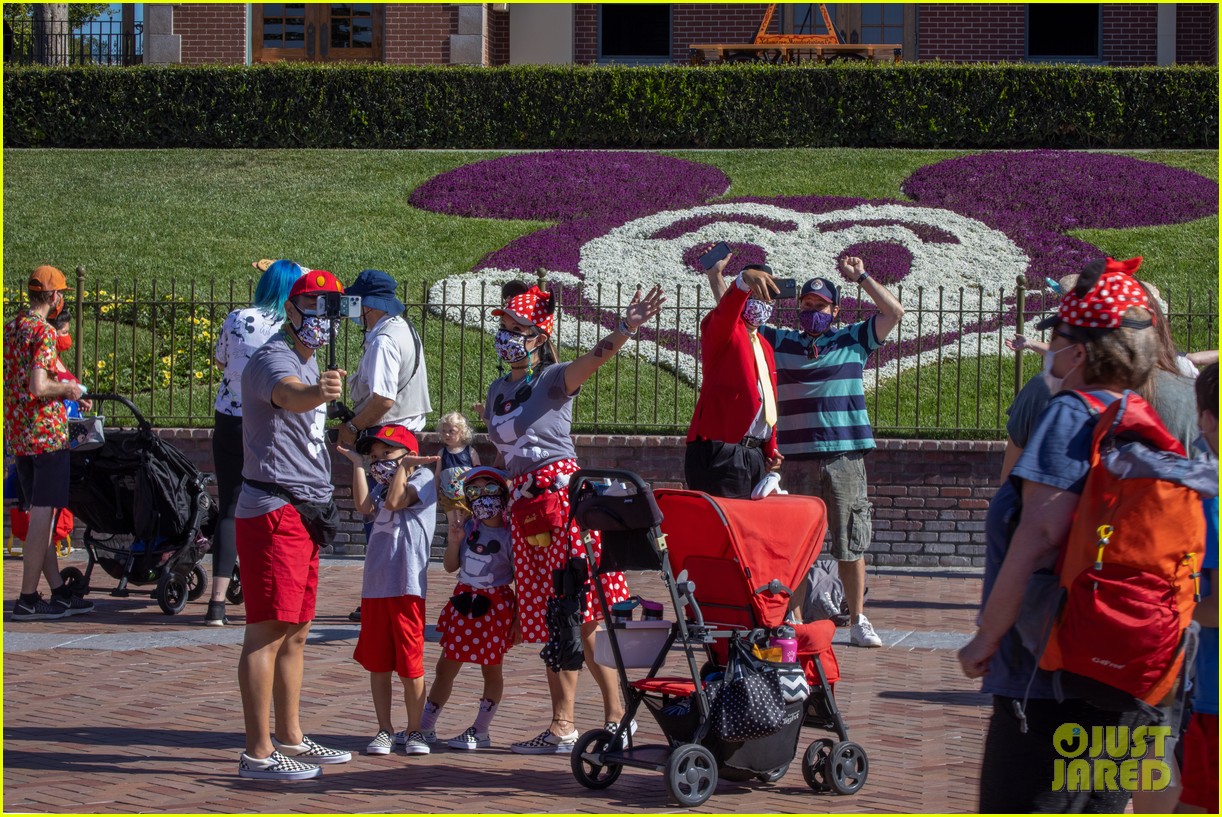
[138,429,1002,568]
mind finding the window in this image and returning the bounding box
[791,4,838,37]
[1027,4,1101,60]
[859,3,903,45]
[253,4,381,63]
[599,4,671,63]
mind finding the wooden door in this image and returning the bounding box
[253,4,383,63]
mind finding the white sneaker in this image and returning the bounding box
[365,730,393,756]
[271,734,352,764]
[850,615,883,648]
[510,728,578,754]
[402,730,431,755]
[446,726,491,750]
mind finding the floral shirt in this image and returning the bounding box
[213,306,283,416]
[4,312,68,455]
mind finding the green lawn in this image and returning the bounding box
[4,148,1216,435]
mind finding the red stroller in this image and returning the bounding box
[567,469,868,807]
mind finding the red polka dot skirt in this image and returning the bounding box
[510,459,630,645]
[437,582,516,665]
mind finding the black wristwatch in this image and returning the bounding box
[856,271,871,283]
[345,421,360,437]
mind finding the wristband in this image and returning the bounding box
[857,271,871,283]
[617,318,638,337]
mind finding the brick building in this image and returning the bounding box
[144,3,1216,67]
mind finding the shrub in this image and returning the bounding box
[4,62,1216,149]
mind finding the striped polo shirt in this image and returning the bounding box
[758,317,882,456]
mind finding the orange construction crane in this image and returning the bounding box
[690,3,902,65]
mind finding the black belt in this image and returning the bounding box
[740,436,768,449]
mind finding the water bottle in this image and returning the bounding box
[770,624,798,663]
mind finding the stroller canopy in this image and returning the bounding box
[655,490,827,631]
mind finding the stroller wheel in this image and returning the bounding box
[570,729,623,790]
[186,563,208,602]
[59,566,87,597]
[665,743,717,807]
[826,741,868,795]
[156,572,189,616]
[801,738,835,792]
[757,762,789,783]
[226,566,244,606]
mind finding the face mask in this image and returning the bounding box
[741,298,773,327]
[1041,344,1080,396]
[799,309,834,335]
[48,292,64,320]
[55,333,72,353]
[369,457,402,487]
[471,495,505,521]
[494,329,531,363]
[292,315,333,350]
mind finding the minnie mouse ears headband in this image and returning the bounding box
[492,285,556,336]
[1035,257,1153,332]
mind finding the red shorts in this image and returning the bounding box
[437,583,516,665]
[1180,712,1218,811]
[235,504,319,625]
[353,595,426,678]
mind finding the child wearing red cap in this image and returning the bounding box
[338,424,440,758]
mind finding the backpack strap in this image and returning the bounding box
[1068,389,1110,415]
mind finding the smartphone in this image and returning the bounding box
[698,241,732,271]
[319,292,363,320]
[775,278,798,300]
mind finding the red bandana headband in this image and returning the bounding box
[492,285,555,336]
[1056,257,1152,330]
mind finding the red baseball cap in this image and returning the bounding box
[356,424,419,455]
[492,285,555,336]
[289,270,344,300]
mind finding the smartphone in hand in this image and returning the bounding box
[698,241,732,271]
[775,278,798,300]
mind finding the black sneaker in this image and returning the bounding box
[348,606,361,623]
[51,591,94,617]
[12,594,67,621]
[205,600,229,627]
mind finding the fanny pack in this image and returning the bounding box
[510,488,566,540]
[244,479,338,547]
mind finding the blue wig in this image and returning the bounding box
[253,260,304,321]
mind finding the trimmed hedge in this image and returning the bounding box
[4,62,1217,149]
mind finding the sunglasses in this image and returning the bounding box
[464,482,505,500]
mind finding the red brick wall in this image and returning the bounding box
[1101,4,1157,66]
[916,4,1024,63]
[489,6,510,66]
[1177,3,1218,64]
[175,4,245,65]
[383,3,456,65]
[144,430,1002,566]
[574,4,598,64]
[575,4,768,65]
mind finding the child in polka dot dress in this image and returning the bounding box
[424,466,517,750]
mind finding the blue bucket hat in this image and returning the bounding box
[346,269,404,317]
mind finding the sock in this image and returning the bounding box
[50,585,71,599]
[421,700,442,732]
[473,698,498,734]
[19,591,40,605]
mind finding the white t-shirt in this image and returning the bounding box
[214,306,283,416]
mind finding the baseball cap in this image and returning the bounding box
[463,465,510,493]
[800,277,839,306]
[355,424,419,455]
[28,265,71,292]
[288,270,344,300]
[1035,257,1152,332]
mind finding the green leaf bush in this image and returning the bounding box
[5,62,1216,149]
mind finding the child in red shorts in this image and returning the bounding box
[338,425,439,758]
[422,466,517,750]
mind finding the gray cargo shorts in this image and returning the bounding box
[783,451,872,562]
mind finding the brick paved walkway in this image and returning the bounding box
[4,551,992,813]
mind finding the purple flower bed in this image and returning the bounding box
[410,151,730,222]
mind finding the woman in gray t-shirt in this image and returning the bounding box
[483,283,664,755]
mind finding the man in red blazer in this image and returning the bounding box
[685,259,783,498]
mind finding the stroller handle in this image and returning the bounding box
[566,468,651,504]
[81,393,152,432]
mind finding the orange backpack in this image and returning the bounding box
[1038,390,1216,707]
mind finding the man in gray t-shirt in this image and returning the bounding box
[232,270,353,782]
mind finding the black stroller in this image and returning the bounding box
[65,394,217,615]
[567,468,867,807]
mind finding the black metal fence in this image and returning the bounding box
[4,16,142,66]
[2,269,1216,438]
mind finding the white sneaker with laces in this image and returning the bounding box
[446,727,491,750]
[271,734,352,764]
[850,615,883,648]
[510,728,578,755]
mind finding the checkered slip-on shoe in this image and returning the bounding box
[510,729,578,755]
[238,751,321,781]
[365,730,394,756]
[604,719,638,749]
[402,731,432,755]
[394,729,436,746]
[271,735,352,764]
[446,727,491,751]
